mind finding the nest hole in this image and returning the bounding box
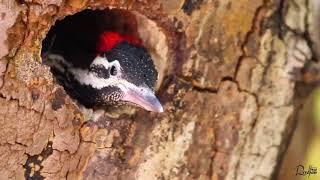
[41,8,168,115]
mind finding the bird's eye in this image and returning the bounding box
[110,65,117,76]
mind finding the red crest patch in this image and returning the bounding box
[96,32,142,53]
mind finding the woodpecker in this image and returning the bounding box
[42,31,163,112]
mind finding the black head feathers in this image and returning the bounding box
[104,41,158,89]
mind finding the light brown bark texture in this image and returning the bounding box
[0,0,314,180]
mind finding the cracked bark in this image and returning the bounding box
[0,0,315,179]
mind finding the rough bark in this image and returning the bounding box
[0,0,314,180]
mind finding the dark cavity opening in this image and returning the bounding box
[41,8,168,114]
[41,9,141,68]
[41,9,143,109]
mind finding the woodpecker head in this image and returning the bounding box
[70,32,163,112]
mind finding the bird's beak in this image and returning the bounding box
[122,85,163,113]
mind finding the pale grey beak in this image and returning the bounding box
[122,85,163,113]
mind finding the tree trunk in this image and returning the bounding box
[0,0,314,179]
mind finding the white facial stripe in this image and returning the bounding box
[45,54,72,73]
[91,56,110,69]
[70,68,116,89]
[47,54,72,66]
[69,67,142,91]
[91,57,122,76]
[47,55,139,91]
